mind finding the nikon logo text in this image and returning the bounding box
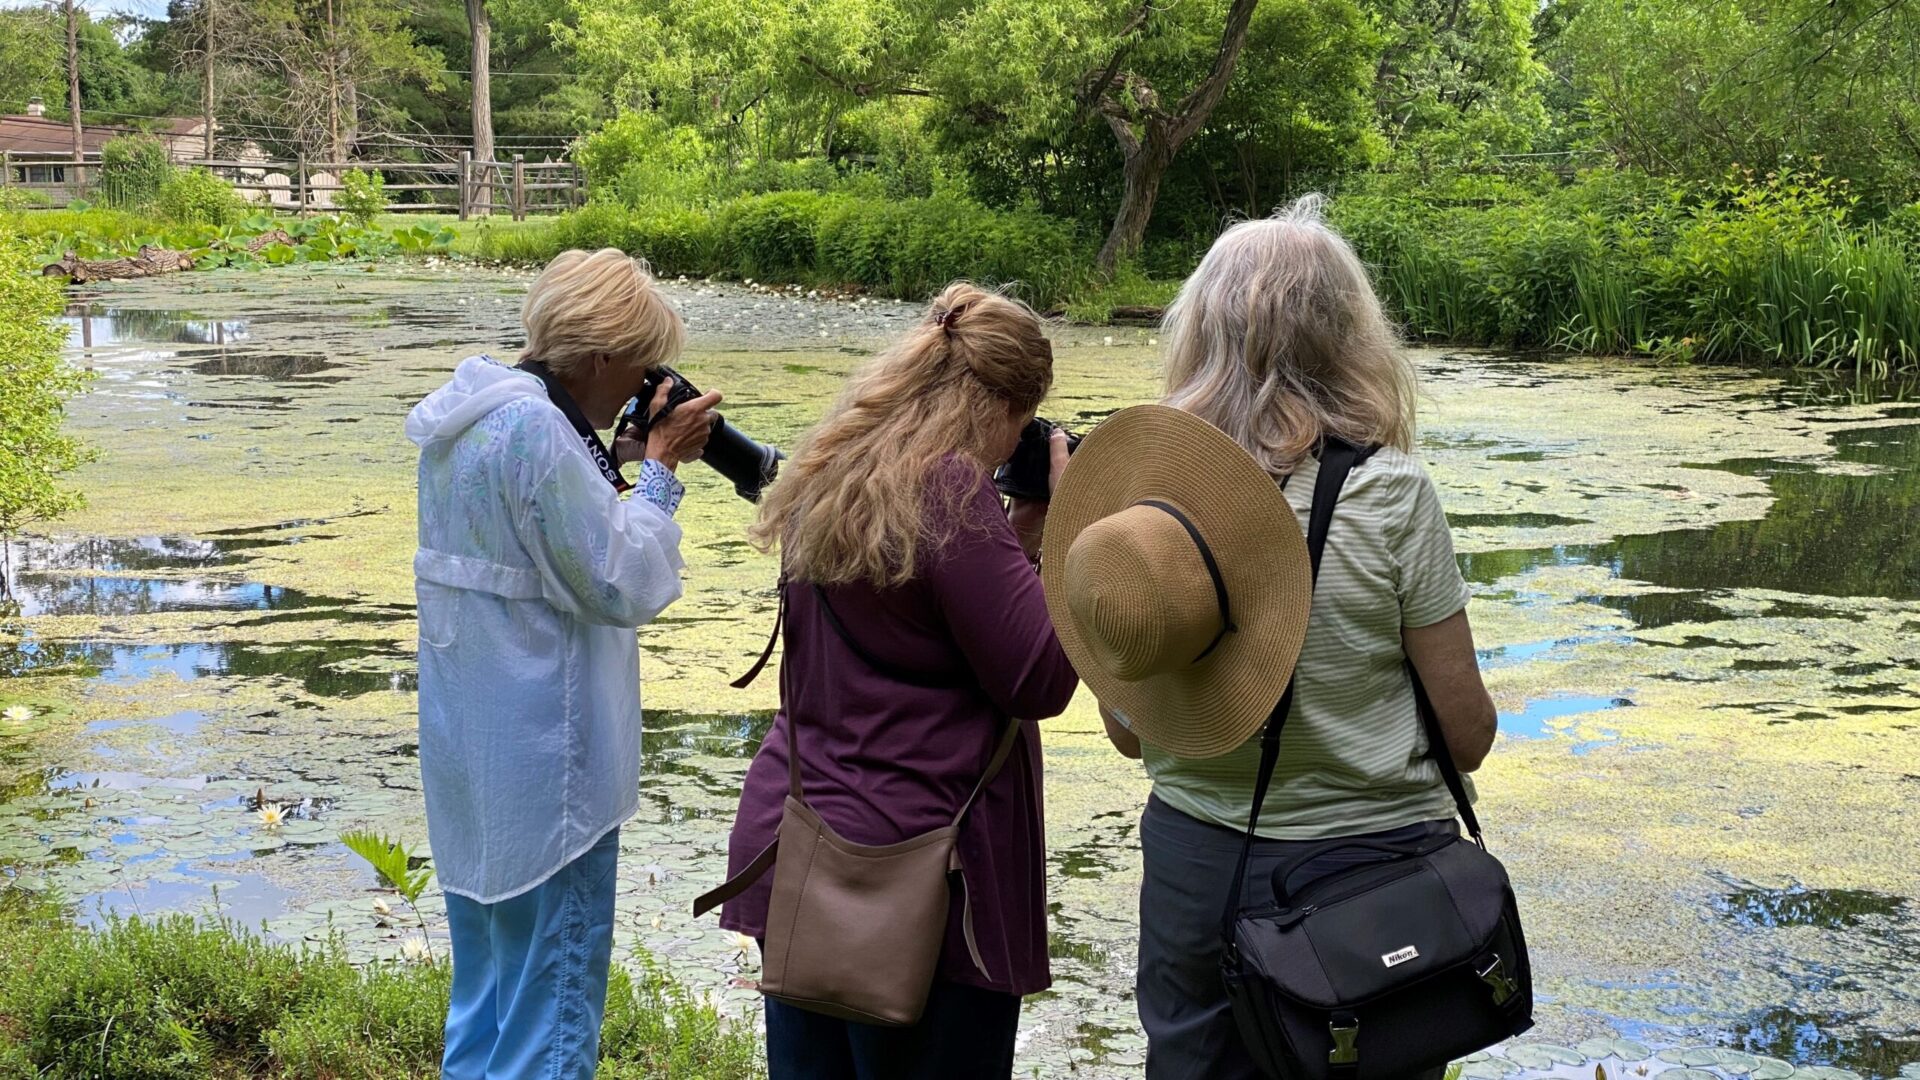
[1382,945,1419,968]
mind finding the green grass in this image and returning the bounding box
[0,896,763,1080]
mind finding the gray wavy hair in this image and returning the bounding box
[1162,194,1416,478]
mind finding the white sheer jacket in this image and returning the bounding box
[406,355,685,903]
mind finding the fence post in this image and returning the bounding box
[1,151,10,192]
[512,155,526,221]
[295,154,308,215]
[458,151,471,221]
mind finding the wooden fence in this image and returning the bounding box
[1,151,584,219]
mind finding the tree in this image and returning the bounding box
[168,0,242,158]
[62,0,81,160]
[1081,0,1261,272]
[467,0,493,207]
[0,233,94,597]
[1366,0,1548,167]
[0,11,61,116]
[222,0,443,162]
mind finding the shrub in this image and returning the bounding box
[335,169,387,226]
[153,167,244,226]
[96,135,173,211]
[0,188,52,212]
[0,898,765,1079]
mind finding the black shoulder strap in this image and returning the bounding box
[1218,440,1483,945]
[813,584,970,690]
[1219,438,1361,944]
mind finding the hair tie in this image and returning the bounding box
[934,305,965,332]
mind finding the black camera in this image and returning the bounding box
[616,366,783,502]
[993,417,1081,501]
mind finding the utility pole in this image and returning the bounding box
[63,0,82,162]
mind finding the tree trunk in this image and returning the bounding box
[466,0,493,216]
[1088,0,1261,276]
[201,0,216,160]
[1097,135,1172,273]
[64,0,82,162]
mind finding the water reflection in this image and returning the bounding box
[1461,423,1920,623]
[63,305,250,349]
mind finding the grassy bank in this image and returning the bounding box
[472,191,1091,311]
[1329,171,1920,375]
[0,899,762,1080]
[465,171,1920,373]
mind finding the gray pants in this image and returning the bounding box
[1136,794,1457,1080]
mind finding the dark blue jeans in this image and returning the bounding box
[762,979,1022,1080]
[1137,794,1457,1080]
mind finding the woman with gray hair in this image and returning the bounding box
[1098,198,1498,1077]
[406,249,720,1079]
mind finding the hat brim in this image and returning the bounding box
[1042,405,1310,759]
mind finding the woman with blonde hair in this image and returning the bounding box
[714,282,1077,1078]
[1052,197,1498,1078]
[408,248,719,1079]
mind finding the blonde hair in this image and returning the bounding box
[1163,195,1416,478]
[749,282,1054,587]
[519,248,686,375]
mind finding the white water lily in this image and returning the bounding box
[731,933,756,956]
[2,706,32,724]
[400,936,431,963]
[256,803,287,829]
[371,896,392,917]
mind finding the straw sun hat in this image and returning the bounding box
[1041,405,1311,759]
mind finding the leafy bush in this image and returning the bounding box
[96,135,173,211]
[0,898,764,1079]
[153,167,244,226]
[335,169,388,225]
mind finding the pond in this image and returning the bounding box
[2,263,1918,1079]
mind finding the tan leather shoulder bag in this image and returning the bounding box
[695,583,1022,1026]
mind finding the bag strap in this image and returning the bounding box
[1411,665,1485,846]
[730,580,787,690]
[1218,438,1360,946]
[1219,440,1488,947]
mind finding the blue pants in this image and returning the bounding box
[442,827,620,1080]
[763,980,1021,1079]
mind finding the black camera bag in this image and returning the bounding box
[1220,438,1533,1080]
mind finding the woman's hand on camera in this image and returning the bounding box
[1008,429,1072,561]
[644,378,723,471]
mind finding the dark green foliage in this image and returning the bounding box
[97,136,175,212]
[0,898,764,1079]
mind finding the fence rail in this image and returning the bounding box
[1,151,583,219]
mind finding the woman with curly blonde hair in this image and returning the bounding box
[718,282,1078,1079]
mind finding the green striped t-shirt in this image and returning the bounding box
[1125,448,1473,839]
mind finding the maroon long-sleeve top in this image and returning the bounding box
[719,463,1078,997]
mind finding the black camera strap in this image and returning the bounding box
[515,358,631,493]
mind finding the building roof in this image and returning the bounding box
[0,115,206,157]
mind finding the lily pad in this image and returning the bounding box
[1750,1059,1796,1080]
[1508,1045,1589,1070]
[1792,1069,1860,1080]
[1662,1070,1723,1080]
[1579,1039,1653,1062]
[1463,1058,1520,1080]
